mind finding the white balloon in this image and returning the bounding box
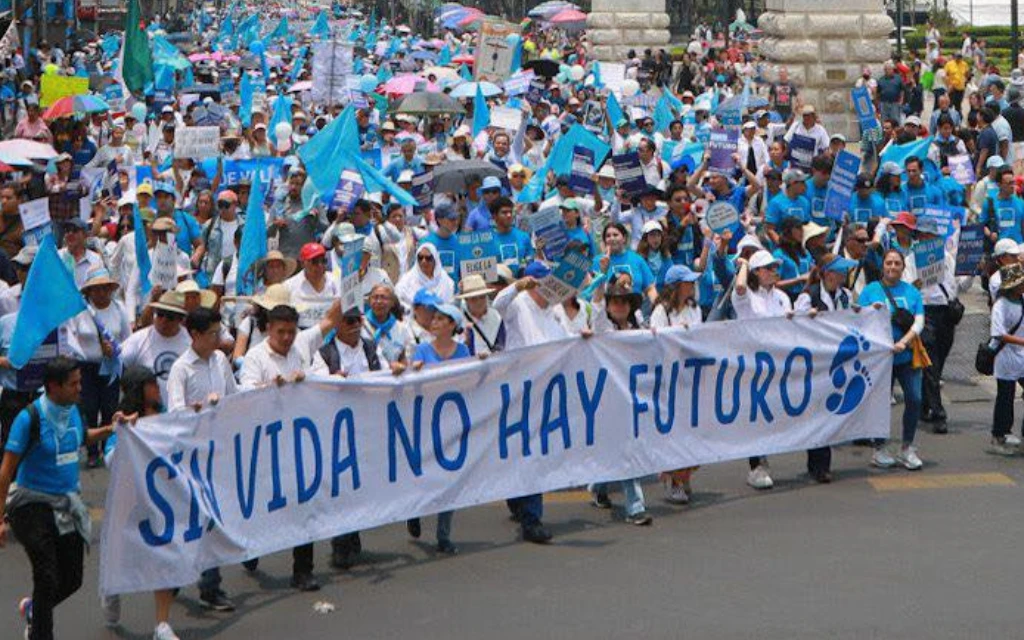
[622,79,640,96]
[569,65,585,81]
[275,122,293,141]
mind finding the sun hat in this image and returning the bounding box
[749,249,781,270]
[994,239,1021,257]
[151,217,177,232]
[175,280,218,309]
[148,291,187,315]
[1000,264,1024,291]
[456,274,493,299]
[258,250,298,276]
[80,268,119,292]
[251,283,304,312]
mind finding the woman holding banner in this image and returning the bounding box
[858,249,926,471]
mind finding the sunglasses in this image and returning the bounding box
[217,201,232,208]
[342,315,362,325]
[156,311,184,321]
[851,236,869,243]
[418,254,435,263]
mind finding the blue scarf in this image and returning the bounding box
[365,309,397,343]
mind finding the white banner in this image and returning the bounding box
[174,126,221,159]
[100,310,893,595]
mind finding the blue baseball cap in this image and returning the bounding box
[413,288,442,309]
[824,255,858,274]
[434,303,464,329]
[664,264,700,284]
[153,180,175,195]
[481,176,502,191]
[434,204,459,221]
[523,260,551,279]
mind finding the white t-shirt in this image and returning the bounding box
[992,297,1024,380]
[120,325,191,402]
[731,285,793,320]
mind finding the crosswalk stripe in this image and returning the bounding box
[868,472,1016,492]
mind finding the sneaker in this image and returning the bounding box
[624,511,653,526]
[897,445,923,471]
[521,522,553,544]
[406,518,422,539]
[18,597,31,640]
[988,437,1018,457]
[153,621,181,640]
[871,446,896,468]
[1006,434,1022,447]
[665,484,690,504]
[242,558,259,572]
[290,573,321,592]
[101,594,121,627]
[746,465,773,490]
[590,490,612,509]
[199,590,235,612]
[436,539,459,555]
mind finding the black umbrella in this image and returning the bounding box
[432,159,505,193]
[524,58,560,77]
[391,91,466,116]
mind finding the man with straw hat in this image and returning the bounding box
[120,291,190,403]
[457,274,505,356]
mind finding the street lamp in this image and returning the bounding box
[1013,0,1020,70]
[895,0,903,58]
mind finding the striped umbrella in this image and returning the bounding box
[42,94,111,120]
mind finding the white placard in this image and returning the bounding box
[601,62,626,95]
[489,106,523,133]
[475,20,516,83]
[149,240,179,291]
[18,197,50,231]
[174,126,221,159]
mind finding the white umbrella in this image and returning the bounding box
[449,81,502,98]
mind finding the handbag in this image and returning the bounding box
[976,308,1024,376]
[939,284,965,325]
[882,285,915,334]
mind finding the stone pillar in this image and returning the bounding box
[586,0,672,62]
[757,0,893,141]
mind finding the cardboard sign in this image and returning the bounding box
[503,70,534,96]
[601,62,626,95]
[18,197,51,231]
[39,75,89,107]
[538,251,591,305]
[955,224,985,276]
[788,134,816,172]
[338,236,364,313]
[707,128,738,176]
[948,154,976,186]
[612,151,647,198]
[823,150,862,221]
[914,238,946,287]
[475,20,516,83]
[149,240,179,292]
[705,201,739,234]
[457,231,501,282]
[569,146,595,196]
[490,106,523,132]
[331,169,365,212]
[311,41,355,105]
[174,126,221,159]
[917,206,955,237]
[529,207,570,262]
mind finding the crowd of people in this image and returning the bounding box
[0,2,1023,639]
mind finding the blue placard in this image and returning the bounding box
[823,150,861,221]
[457,231,501,267]
[552,250,590,289]
[708,128,738,176]
[331,170,364,212]
[612,151,647,198]
[913,237,946,287]
[788,134,816,172]
[852,86,882,141]
[199,158,286,189]
[361,148,382,170]
[569,146,595,196]
[529,207,570,262]
[955,224,985,276]
[917,206,955,238]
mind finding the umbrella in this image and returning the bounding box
[432,159,506,193]
[524,58,559,77]
[449,81,502,98]
[548,8,587,24]
[0,139,59,160]
[42,94,111,120]
[288,80,313,93]
[0,151,35,167]
[421,66,461,82]
[457,13,486,28]
[379,74,441,96]
[528,0,580,19]
[391,91,466,116]
[452,53,475,65]
[409,50,437,61]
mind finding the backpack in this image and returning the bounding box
[3,401,42,472]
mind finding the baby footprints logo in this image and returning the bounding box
[826,329,873,416]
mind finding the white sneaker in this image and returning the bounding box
[665,484,690,504]
[154,622,181,640]
[871,446,896,468]
[897,445,923,471]
[746,465,773,490]
[1005,434,1022,447]
[101,594,121,627]
[988,437,1018,457]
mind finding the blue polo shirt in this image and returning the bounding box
[4,398,85,495]
[494,227,534,272]
[848,192,887,225]
[901,181,941,215]
[979,195,1024,243]
[765,192,811,226]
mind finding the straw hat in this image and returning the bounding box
[1000,264,1024,292]
[175,280,218,309]
[258,250,298,277]
[456,274,494,299]
[251,283,305,312]
[80,268,119,293]
[148,291,187,315]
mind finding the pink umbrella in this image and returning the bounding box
[549,8,587,23]
[288,80,313,93]
[0,139,58,160]
[458,12,486,28]
[379,74,441,96]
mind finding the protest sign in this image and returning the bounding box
[601,62,626,95]
[852,86,882,143]
[823,150,861,221]
[338,236,364,313]
[582,101,605,133]
[99,309,893,596]
[788,134,816,171]
[707,129,738,176]
[917,206,955,237]
[458,231,500,282]
[705,201,740,234]
[15,329,62,393]
[569,146,595,196]
[914,238,946,287]
[537,251,591,305]
[503,70,534,96]
[296,296,336,329]
[150,240,179,292]
[19,197,50,231]
[475,20,516,82]
[955,224,986,276]
[174,126,221,159]
[331,170,365,212]
[612,152,647,199]
[948,154,976,186]
[39,75,89,106]
[529,207,570,262]
[200,158,285,189]
[311,41,354,105]
[490,106,523,133]
[103,83,125,112]
[411,171,434,208]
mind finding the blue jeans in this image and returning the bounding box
[507,494,543,526]
[894,363,922,444]
[589,479,646,516]
[198,567,221,597]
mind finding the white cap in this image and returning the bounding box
[994,238,1021,257]
[641,220,663,236]
[741,120,757,130]
[905,115,922,126]
[597,163,616,179]
[736,234,764,252]
[749,249,781,270]
[397,169,415,183]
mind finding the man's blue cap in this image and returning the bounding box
[153,180,175,194]
[434,203,458,220]
[523,260,551,279]
[664,264,700,284]
[481,176,502,191]
[824,255,858,274]
[413,288,442,308]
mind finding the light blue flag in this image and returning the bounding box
[376,63,392,83]
[342,149,418,206]
[880,136,935,171]
[663,86,683,114]
[516,166,549,204]
[239,73,254,127]
[310,11,330,39]
[653,95,674,134]
[592,61,603,89]
[182,65,195,88]
[472,85,490,137]
[268,95,293,145]
[236,172,268,295]
[133,204,152,301]
[297,104,360,196]
[547,124,611,178]
[459,63,472,81]
[289,46,308,83]
[269,16,289,41]
[438,45,451,66]
[606,92,625,129]
[154,65,175,93]
[9,236,85,368]
[509,36,522,73]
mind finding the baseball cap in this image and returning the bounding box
[994,238,1021,257]
[434,204,459,221]
[217,189,238,203]
[413,288,442,309]
[664,264,700,284]
[559,198,581,211]
[855,173,874,189]
[987,155,1006,169]
[136,182,154,196]
[904,115,922,126]
[749,250,781,270]
[824,255,858,273]
[782,168,806,184]
[523,260,551,279]
[434,303,464,329]
[481,176,502,191]
[736,234,764,252]
[299,243,326,261]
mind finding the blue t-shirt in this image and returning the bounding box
[413,341,471,365]
[173,209,202,254]
[494,227,535,271]
[901,181,941,215]
[420,232,461,279]
[773,247,813,296]
[858,280,923,366]
[665,217,696,267]
[882,191,908,216]
[848,192,887,225]
[979,195,1024,243]
[4,399,85,495]
[564,225,596,258]
[804,178,830,226]
[595,250,655,294]
[765,192,811,226]
[465,202,493,232]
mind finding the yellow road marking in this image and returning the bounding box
[868,472,1016,492]
[543,490,592,503]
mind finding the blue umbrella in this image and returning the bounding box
[450,81,502,98]
[410,50,436,61]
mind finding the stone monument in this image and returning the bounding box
[757,0,894,140]
[586,0,672,62]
